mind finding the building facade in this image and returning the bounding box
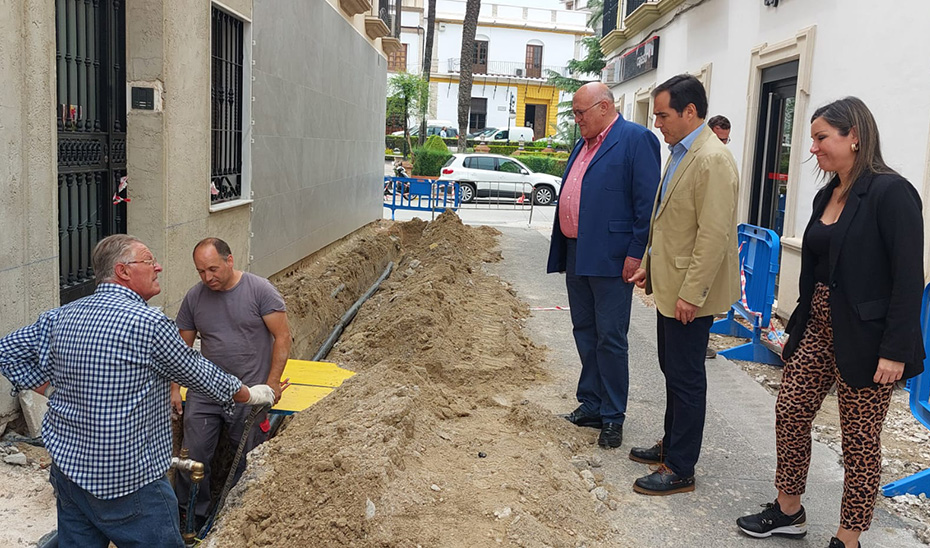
[599,0,930,319]
[1,0,391,412]
[390,0,590,140]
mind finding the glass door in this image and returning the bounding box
[749,62,797,237]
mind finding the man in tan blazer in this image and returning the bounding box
[628,74,740,495]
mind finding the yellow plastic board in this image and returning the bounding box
[282,359,356,388]
[178,360,355,415]
[273,384,335,414]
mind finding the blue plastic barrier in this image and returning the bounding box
[882,283,930,497]
[383,177,460,220]
[709,224,783,366]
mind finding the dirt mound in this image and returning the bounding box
[206,211,618,547]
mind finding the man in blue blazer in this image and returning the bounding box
[547,82,661,448]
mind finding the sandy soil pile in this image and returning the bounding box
[206,212,619,547]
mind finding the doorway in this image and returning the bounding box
[749,61,797,237]
[55,0,128,304]
[469,97,487,134]
[523,103,547,140]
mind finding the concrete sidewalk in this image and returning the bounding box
[487,225,922,548]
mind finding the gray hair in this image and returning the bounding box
[93,234,144,284]
[596,86,615,107]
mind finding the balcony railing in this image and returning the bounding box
[603,0,618,37]
[378,0,400,37]
[626,0,651,17]
[447,58,568,79]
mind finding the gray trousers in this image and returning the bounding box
[175,397,268,521]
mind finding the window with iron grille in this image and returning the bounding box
[626,0,650,17]
[388,43,408,72]
[211,7,245,205]
[602,0,618,36]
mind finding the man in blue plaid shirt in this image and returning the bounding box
[0,234,277,547]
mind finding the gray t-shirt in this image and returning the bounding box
[176,272,286,392]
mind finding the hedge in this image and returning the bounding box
[423,135,450,152]
[518,155,568,177]
[384,135,560,152]
[411,148,453,177]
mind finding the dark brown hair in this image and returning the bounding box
[194,237,233,259]
[811,97,897,195]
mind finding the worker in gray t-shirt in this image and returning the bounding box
[172,237,290,528]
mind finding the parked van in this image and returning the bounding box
[482,127,535,143]
[391,120,457,138]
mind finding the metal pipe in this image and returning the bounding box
[172,448,205,544]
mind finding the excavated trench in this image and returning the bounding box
[204,212,621,547]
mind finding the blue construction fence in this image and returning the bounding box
[882,283,930,497]
[709,224,784,366]
[383,177,461,220]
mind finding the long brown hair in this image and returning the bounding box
[810,97,897,196]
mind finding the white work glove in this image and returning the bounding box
[245,384,276,407]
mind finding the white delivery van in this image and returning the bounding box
[391,120,458,137]
[483,127,535,143]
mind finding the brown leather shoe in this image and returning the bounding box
[633,464,695,495]
[629,440,665,464]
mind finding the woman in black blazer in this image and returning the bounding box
[737,97,924,548]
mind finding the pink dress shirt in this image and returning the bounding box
[558,114,619,238]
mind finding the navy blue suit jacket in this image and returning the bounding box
[546,116,661,277]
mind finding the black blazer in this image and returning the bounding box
[783,172,925,388]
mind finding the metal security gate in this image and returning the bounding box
[55,0,127,304]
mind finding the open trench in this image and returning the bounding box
[203,212,623,547]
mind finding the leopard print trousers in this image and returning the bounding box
[774,283,894,531]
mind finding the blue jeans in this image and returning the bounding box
[564,238,634,423]
[50,464,184,547]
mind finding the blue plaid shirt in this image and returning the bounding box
[0,284,243,499]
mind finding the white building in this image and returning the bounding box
[391,0,591,139]
[599,0,930,319]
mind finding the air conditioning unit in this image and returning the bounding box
[515,68,525,77]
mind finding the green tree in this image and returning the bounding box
[387,72,429,157]
[545,35,608,145]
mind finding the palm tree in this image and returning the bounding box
[456,0,481,152]
[418,0,437,147]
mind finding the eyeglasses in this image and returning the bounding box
[123,257,158,267]
[572,100,605,120]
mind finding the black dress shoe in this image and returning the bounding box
[633,464,695,495]
[561,407,602,429]
[827,538,860,548]
[629,440,665,464]
[597,422,623,448]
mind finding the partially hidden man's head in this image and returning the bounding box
[652,74,708,146]
[708,115,731,144]
[572,82,616,141]
[93,234,163,301]
[192,237,237,291]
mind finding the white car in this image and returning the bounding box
[438,154,562,206]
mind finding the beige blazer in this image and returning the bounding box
[643,125,740,318]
